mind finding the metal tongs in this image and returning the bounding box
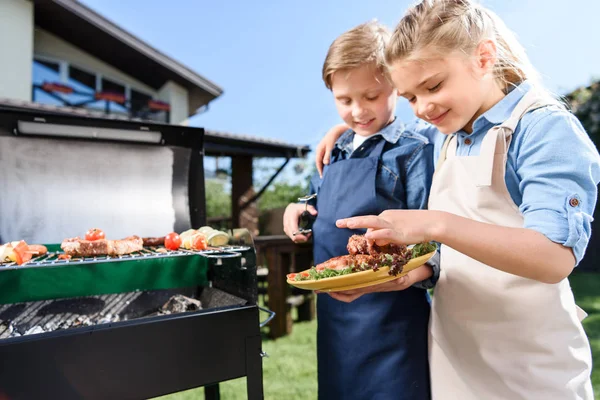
[293,194,317,236]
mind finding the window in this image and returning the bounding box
[32,59,62,106]
[31,56,168,122]
[68,65,102,107]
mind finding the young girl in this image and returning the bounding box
[317,1,599,398]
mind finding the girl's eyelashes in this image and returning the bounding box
[366,95,379,101]
[428,81,442,92]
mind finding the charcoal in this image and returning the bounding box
[161,295,202,314]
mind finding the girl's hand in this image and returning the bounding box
[323,263,433,303]
[315,123,349,177]
[336,210,442,246]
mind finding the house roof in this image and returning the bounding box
[0,98,311,159]
[34,0,223,114]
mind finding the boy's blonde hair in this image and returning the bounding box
[385,0,540,93]
[322,20,391,90]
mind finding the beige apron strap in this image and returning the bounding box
[435,134,456,171]
[475,89,553,187]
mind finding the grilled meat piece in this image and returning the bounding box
[347,234,407,256]
[347,235,369,255]
[61,236,144,257]
[315,254,382,271]
[142,237,165,247]
[368,242,408,257]
[316,255,354,270]
[315,234,411,275]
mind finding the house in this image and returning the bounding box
[0,0,310,234]
[0,0,223,124]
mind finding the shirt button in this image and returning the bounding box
[569,198,580,207]
[464,138,472,145]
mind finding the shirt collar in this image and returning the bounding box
[334,117,404,152]
[469,80,533,133]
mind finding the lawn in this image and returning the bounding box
[158,272,600,400]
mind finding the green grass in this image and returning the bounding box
[570,272,600,398]
[159,273,600,400]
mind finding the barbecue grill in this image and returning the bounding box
[0,106,272,400]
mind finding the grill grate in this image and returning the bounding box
[0,246,251,269]
[0,291,143,338]
[0,286,249,340]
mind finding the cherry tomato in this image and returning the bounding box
[316,266,325,272]
[301,271,309,277]
[164,232,182,250]
[191,234,208,251]
[85,228,105,241]
[287,273,297,280]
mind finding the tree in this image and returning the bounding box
[258,182,308,211]
[567,81,600,145]
[205,180,231,218]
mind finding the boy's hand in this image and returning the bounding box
[323,263,433,303]
[316,123,349,177]
[283,203,317,242]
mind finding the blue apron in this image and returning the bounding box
[313,137,431,400]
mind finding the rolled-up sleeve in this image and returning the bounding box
[516,110,600,265]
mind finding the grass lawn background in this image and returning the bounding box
[158,271,600,400]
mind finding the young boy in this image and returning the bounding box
[282,21,435,400]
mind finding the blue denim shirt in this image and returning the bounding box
[310,118,439,288]
[413,81,600,265]
[311,118,434,211]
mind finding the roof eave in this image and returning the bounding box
[49,0,223,98]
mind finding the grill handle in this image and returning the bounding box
[200,251,241,259]
[258,306,276,328]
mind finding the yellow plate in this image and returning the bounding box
[287,250,436,292]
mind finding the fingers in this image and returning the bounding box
[336,215,390,230]
[306,205,318,216]
[327,292,363,303]
[364,229,406,245]
[292,233,311,243]
[283,204,303,240]
[325,275,411,303]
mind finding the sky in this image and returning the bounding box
[79,0,600,184]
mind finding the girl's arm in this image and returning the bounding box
[431,212,575,284]
[338,110,600,284]
[337,210,575,284]
[315,123,349,177]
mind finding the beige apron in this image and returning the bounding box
[428,89,594,400]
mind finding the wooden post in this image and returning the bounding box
[231,155,258,235]
[265,246,293,339]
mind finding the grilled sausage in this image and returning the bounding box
[142,237,165,247]
[28,244,48,256]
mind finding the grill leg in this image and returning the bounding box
[204,384,220,400]
[246,335,264,400]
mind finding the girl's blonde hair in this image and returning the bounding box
[385,0,540,93]
[322,20,391,90]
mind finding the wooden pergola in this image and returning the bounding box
[204,130,310,235]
